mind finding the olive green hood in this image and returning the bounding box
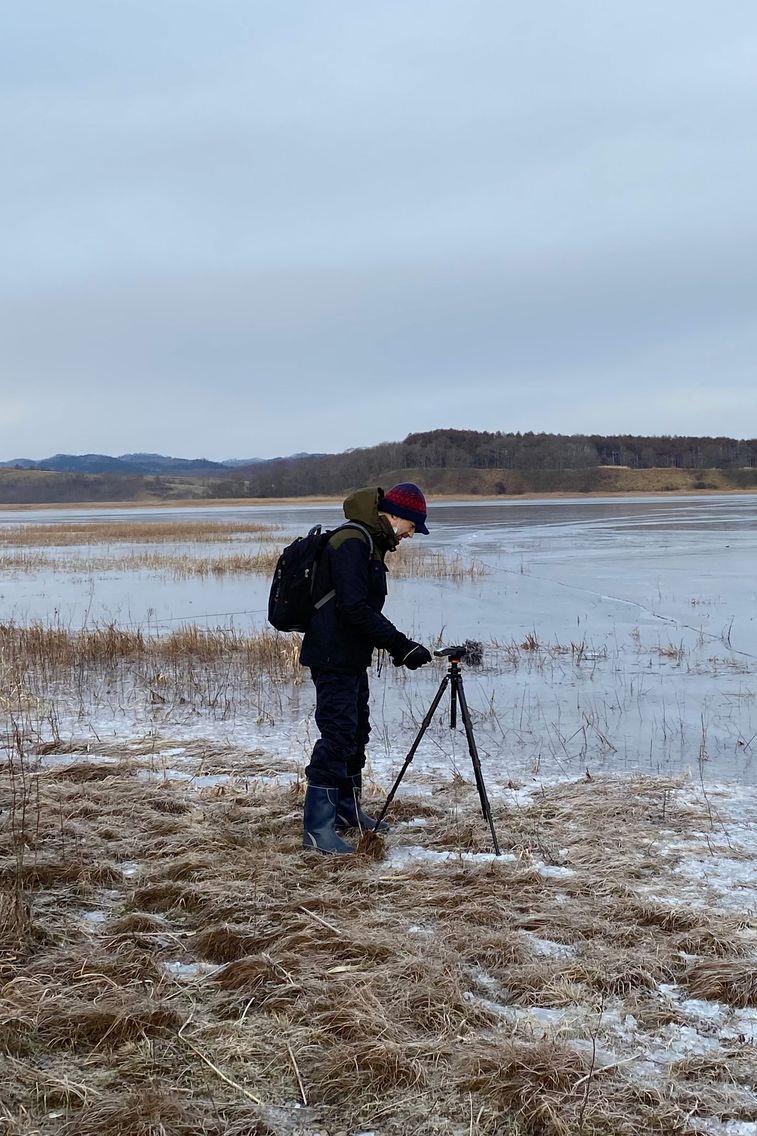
[342,486,398,551]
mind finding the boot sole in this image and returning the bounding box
[301,843,354,855]
[302,833,354,854]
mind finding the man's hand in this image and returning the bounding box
[392,640,432,669]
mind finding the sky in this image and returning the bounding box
[2,1,757,462]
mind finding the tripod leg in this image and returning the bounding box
[453,674,501,856]
[372,674,450,832]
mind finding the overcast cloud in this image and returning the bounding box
[2,1,756,460]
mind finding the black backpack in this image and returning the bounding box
[267,522,374,632]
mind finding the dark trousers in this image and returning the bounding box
[305,669,370,790]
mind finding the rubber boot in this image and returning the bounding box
[336,774,390,834]
[302,785,354,854]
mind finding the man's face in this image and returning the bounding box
[389,516,416,540]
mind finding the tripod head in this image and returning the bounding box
[434,640,484,666]
[434,645,467,661]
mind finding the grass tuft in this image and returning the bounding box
[685,959,757,1007]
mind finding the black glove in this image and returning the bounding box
[391,639,432,670]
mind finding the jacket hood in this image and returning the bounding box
[342,487,398,550]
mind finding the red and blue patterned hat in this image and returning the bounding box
[381,483,429,534]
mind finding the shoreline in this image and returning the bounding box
[1,485,757,512]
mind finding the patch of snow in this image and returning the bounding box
[528,1006,578,1027]
[522,933,577,959]
[689,1123,757,1136]
[722,1008,757,1045]
[650,1023,723,1060]
[387,846,513,867]
[470,968,500,992]
[659,982,757,1049]
[536,863,576,879]
[120,861,140,878]
[678,997,729,1025]
[463,990,511,1019]
[386,844,574,875]
[672,853,757,909]
[82,909,108,926]
[464,993,594,1042]
[163,960,219,981]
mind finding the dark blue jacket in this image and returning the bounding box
[299,488,408,674]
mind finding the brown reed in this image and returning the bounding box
[0,544,484,581]
[0,518,279,547]
[0,622,301,673]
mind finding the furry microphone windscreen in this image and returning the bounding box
[462,639,484,666]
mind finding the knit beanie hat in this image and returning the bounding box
[380,483,429,534]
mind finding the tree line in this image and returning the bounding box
[225,430,757,498]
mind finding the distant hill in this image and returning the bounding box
[115,453,231,476]
[37,453,140,474]
[0,452,242,476]
[1,431,756,504]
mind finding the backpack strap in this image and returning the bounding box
[313,522,375,611]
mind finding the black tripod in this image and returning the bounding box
[373,646,501,855]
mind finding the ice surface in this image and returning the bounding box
[4,496,757,784]
[38,753,120,767]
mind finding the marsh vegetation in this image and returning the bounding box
[2,739,756,1134]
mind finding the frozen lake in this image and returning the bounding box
[2,494,757,785]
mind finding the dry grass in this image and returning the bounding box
[0,620,306,743]
[1,761,755,1135]
[0,548,282,578]
[685,959,757,1007]
[390,545,487,580]
[0,519,279,547]
[0,621,303,675]
[0,543,484,582]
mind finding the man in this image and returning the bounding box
[300,482,433,853]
